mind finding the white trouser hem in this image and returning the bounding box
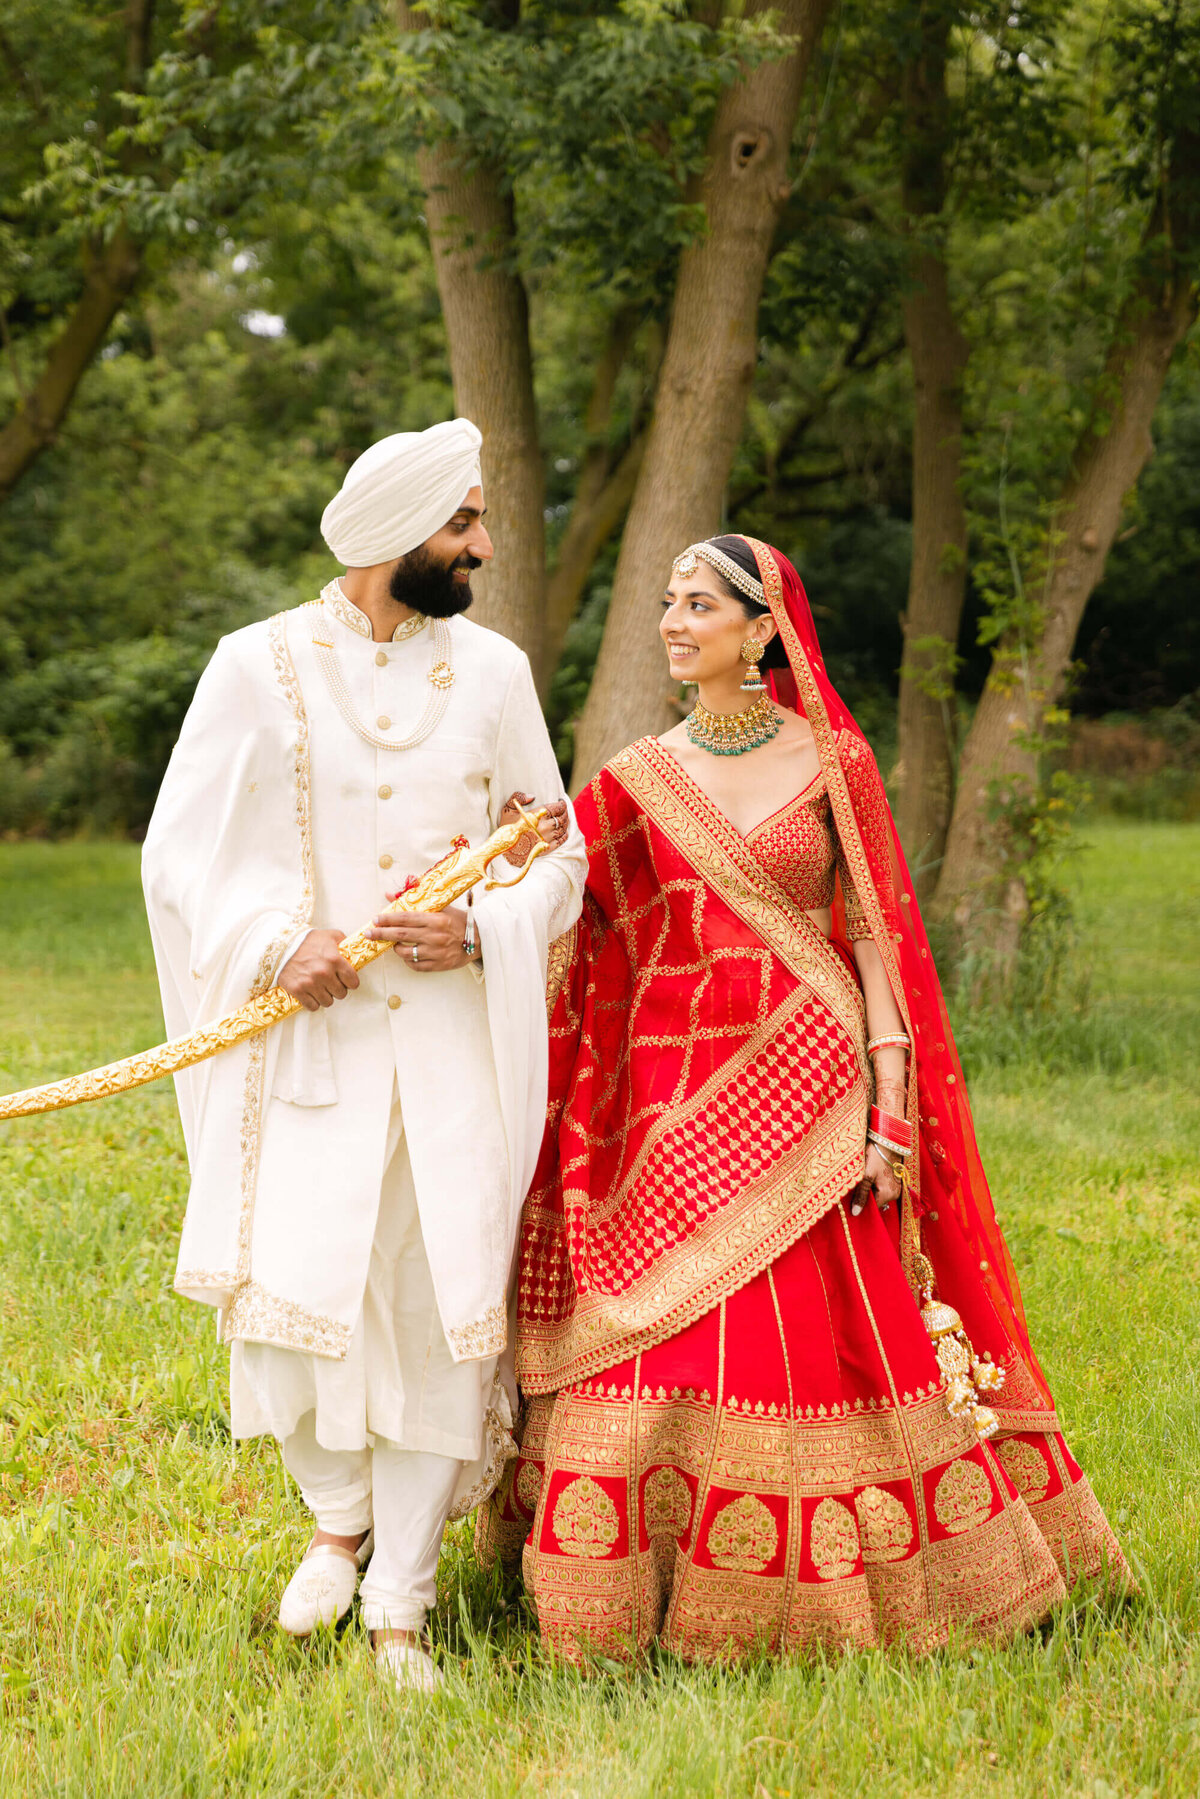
[297,1478,373,1537]
[360,1596,429,1634]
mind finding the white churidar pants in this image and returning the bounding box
[280,1413,460,1631]
[230,1084,498,1633]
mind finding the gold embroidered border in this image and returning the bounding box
[446,1299,508,1361]
[324,581,427,643]
[545,922,578,1021]
[580,984,831,1227]
[187,609,317,1335]
[518,1102,866,1392]
[221,1279,350,1357]
[739,539,920,1189]
[448,1370,519,1521]
[175,1267,237,1291]
[523,1383,1072,1664]
[233,610,314,1295]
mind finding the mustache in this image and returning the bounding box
[453,554,482,572]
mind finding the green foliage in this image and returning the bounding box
[1075,374,1200,713]
[3,826,1199,1792]
[1,0,1198,837]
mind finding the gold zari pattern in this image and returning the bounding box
[552,1475,620,1559]
[446,1299,509,1362]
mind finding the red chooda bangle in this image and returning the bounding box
[869,1106,913,1150]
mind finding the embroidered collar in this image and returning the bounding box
[326,580,428,644]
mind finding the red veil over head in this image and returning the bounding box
[742,537,1053,1415]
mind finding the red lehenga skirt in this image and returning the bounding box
[479,1197,1127,1663]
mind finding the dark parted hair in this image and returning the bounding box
[702,535,789,670]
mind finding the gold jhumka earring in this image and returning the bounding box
[739,638,766,692]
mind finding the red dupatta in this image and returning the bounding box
[745,538,1053,1419]
[517,745,872,1393]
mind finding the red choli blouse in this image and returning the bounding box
[743,769,870,938]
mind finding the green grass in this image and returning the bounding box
[1,824,1198,1798]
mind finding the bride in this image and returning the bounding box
[480,534,1127,1661]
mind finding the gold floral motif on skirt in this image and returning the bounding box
[855,1485,914,1563]
[810,1498,860,1581]
[551,1474,619,1559]
[705,1494,779,1573]
[644,1466,692,1539]
[996,1436,1052,1503]
[934,1458,994,1535]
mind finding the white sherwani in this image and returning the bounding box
[142,590,584,1508]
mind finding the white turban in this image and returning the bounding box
[320,417,483,567]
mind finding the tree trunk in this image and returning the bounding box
[934,133,1200,940]
[893,2,969,898]
[0,4,155,500]
[396,5,546,676]
[544,434,645,677]
[542,307,649,677]
[0,228,142,499]
[570,0,833,785]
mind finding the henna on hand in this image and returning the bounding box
[500,790,568,866]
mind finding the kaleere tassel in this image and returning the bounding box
[911,1250,1005,1441]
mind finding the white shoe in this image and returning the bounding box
[278,1530,374,1637]
[376,1639,444,1694]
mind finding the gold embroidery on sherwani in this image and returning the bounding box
[996,1436,1052,1502]
[934,1459,993,1534]
[445,1299,508,1361]
[552,1475,620,1558]
[855,1486,914,1562]
[223,1279,350,1358]
[810,1497,860,1579]
[706,1494,778,1573]
[208,609,325,1351]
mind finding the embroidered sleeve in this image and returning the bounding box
[835,836,873,940]
[834,729,900,939]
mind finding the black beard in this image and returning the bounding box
[389,546,479,619]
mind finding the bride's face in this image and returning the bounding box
[660,568,770,684]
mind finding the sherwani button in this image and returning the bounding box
[379,853,393,869]
[377,715,391,730]
[387,995,402,1010]
[378,785,392,800]
[375,651,388,667]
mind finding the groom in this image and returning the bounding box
[142,418,584,1691]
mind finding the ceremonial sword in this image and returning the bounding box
[0,806,553,1122]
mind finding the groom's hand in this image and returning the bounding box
[277,930,360,1011]
[369,906,473,972]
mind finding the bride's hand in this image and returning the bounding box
[865,1144,902,1210]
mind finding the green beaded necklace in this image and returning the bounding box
[685,690,782,756]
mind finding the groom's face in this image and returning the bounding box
[391,486,492,618]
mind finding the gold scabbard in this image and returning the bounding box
[0,809,551,1122]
